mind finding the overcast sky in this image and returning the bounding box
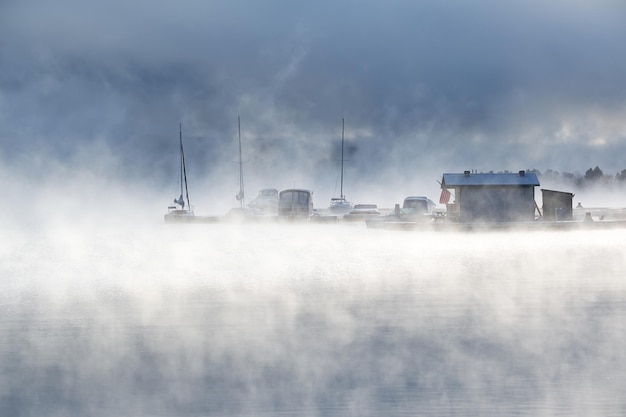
[2,0,626,208]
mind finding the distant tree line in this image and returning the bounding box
[525,167,626,189]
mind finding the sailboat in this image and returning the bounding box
[164,123,195,223]
[223,116,279,221]
[224,116,257,220]
[329,118,353,214]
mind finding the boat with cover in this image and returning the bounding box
[342,204,381,222]
[278,189,314,220]
[247,188,279,215]
[165,124,195,223]
[366,196,439,228]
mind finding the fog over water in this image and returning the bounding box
[2,197,626,416]
[4,1,626,414]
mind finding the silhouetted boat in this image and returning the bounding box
[278,189,314,220]
[342,204,381,222]
[248,188,279,215]
[220,117,279,223]
[366,196,439,228]
[328,118,353,215]
[165,124,196,223]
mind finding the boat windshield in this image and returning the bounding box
[280,190,310,204]
[261,189,278,197]
[403,199,429,211]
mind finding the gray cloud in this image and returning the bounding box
[2,0,626,206]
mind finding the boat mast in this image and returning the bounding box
[237,116,245,208]
[179,126,184,202]
[340,118,345,201]
[180,123,191,209]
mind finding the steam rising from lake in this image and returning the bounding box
[2,218,626,416]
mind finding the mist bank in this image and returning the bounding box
[2,221,626,416]
[4,144,626,231]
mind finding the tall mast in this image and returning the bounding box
[340,118,345,200]
[237,116,245,208]
[180,123,191,209]
[179,124,184,199]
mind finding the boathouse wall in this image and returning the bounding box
[457,185,536,222]
[441,171,540,223]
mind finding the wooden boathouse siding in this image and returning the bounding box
[441,171,540,223]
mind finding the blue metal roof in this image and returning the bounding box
[442,172,540,187]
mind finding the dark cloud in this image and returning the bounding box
[2,0,626,206]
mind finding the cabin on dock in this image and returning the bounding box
[440,171,540,223]
[541,189,574,221]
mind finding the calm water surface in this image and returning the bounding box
[1,221,625,416]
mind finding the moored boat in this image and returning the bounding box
[278,189,314,220]
[328,118,353,215]
[247,188,279,215]
[164,124,195,223]
[366,196,439,228]
[342,204,381,222]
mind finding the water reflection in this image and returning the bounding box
[1,223,625,416]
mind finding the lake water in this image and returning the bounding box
[2,220,625,416]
